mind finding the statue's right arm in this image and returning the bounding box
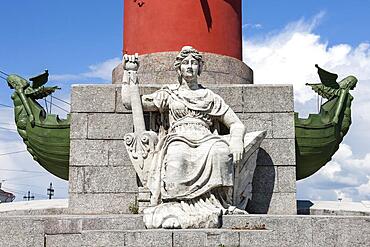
[121,84,158,111]
[121,83,132,110]
[16,88,35,126]
[121,53,158,112]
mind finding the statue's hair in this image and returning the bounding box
[174,46,204,81]
[339,75,358,90]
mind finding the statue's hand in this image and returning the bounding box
[123,53,139,71]
[122,53,139,84]
[230,139,244,163]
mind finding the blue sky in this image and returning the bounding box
[1,1,370,202]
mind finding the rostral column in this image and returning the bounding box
[112,0,253,85]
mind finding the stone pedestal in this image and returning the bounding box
[112,52,254,85]
[68,83,296,215]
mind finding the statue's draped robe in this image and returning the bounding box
[144,85,234,228]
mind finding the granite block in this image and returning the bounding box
[116,84,293,115]
[71,85,116,113]
[247,192,296,215]
[70,139,132,167]
[272,86,294,113]
[44,217,82,234]
[271,217,312,247]
[238,113,273,138]
[202,52,234,74]
[138,52,175,73]
[45,234,82,247]
[259,139,296,166]
[274,218,314,247]
[242,85,294,113]
[277,166,296,193]
[81,230,125,247]
[134,71,175,85]
[69,193,137,214]
[239,230,276,247]
[312,217,370,247]
[209,85,244,113]
[0,218,44,247]
[69,166,84,193]
[70,113,88,139]
[82,215,145,231]
[84,166,138,193]
[272,112,295,139]
[107,140,132,166]
[205,230,240,247]
[251,165,278,193]
[199,71,247,85]
[125,230,172,247]
[173,230,207,247]
[87,113,133,139]
[70,140,109,166]
[225,216,312,246]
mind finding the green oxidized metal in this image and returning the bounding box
[6,71,70,180]
[295,65,357,180]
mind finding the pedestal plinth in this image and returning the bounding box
[112,52,253,85]
[68,83,296,215]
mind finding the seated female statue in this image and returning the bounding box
[122,46,265,229]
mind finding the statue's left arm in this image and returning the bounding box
[333,88,349,124]
[220,108,246,163]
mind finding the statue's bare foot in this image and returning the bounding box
[162,217,181,229]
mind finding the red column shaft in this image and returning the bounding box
[124,0,242,60]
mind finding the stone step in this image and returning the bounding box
[2,214,369,246]
[43,214,146,234]
[46,228,274,247]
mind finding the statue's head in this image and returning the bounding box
[174,46,204,83]
[339,75,358,90]
[6,75,29,90]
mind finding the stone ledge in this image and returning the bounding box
[71,85,116,113]
[68,193,138,214]
[1,214,369,246]
[42,215,145,234]
[116,84,294,114]
[70,84,294,114]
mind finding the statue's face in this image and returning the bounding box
[6,75,29,89]
[180,55,199,80]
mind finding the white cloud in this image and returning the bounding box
[243,11,370,104]
[82,57,121,80]
[50,57,121,82]
[297,144,370,201]
[243,12,370,201]
[242,23,263,30]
